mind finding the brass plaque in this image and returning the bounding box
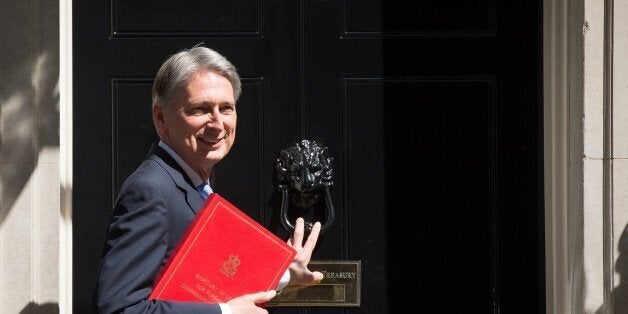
[267,260,361,307]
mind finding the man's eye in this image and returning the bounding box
[189,107,205,115]
[220,105,235,113]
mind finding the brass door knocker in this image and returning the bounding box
[275,139,336,234]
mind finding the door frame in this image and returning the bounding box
[60,0,73,312]
[543,0,584,313]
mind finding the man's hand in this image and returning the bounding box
[227,290,276,314]
[286,217,324,286]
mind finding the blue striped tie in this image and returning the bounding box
[197,183,211,200]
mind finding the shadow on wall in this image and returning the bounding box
[0,0,59,225]
[597,224,628,313]
[20,302,59,314]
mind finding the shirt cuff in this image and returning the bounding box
[219,303,232,314]
[276,268,291,291]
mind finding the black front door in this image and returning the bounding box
[74,1,543,313]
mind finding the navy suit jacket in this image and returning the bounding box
[92,144,223,314]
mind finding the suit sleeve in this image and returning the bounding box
[91,177,222,314]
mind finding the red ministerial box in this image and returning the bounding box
[149,193,296,303]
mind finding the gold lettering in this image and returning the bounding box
[195,273,217,290]
[202,289,221,302]
[194,273,225,302]
[323,271,356,279]
[180,283,208,302]
[195,284,206,292]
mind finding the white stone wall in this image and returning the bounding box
[578,0,628,313]
[544,0,628,312]
[0,0,61,312]
[582,1,606,312]
[609,0,628,313]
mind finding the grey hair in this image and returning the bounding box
[152,45,241,111]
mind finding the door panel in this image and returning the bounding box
[74,1,542,313]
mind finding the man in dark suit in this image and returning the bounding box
[92,45,323,314]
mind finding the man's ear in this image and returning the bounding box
[152,104,166,135]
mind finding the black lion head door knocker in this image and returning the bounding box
[275,139,336,234]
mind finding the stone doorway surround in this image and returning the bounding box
[545,0,628,313]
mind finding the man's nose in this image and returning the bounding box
[206,110,223,127]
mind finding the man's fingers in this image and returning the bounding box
[244,290,277,303]
[312,271,324,283]
[292,217,305,245]
[303,221,321,252]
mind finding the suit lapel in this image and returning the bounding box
[147,144,203,214]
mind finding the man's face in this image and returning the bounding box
[153,69,237,178]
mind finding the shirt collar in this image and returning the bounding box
[158,141,209,188]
